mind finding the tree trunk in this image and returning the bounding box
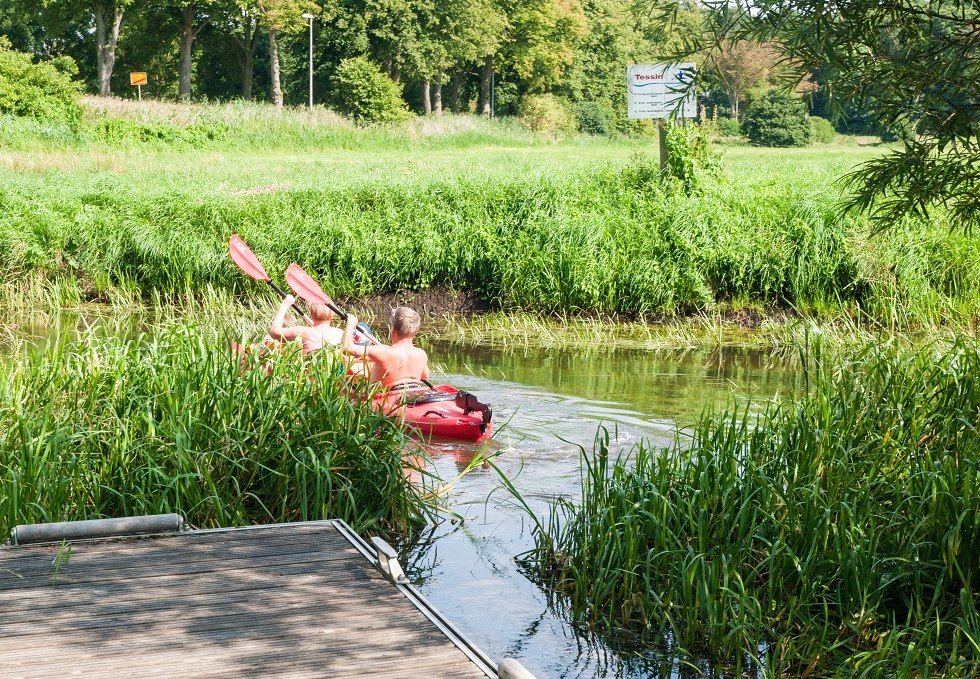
[433,74,442,115]
[178,3,195,99]
[727,88,740,120]
[242,50,255,100]
[232,17,261,100]
[269,27,282,109]
[447,71,461,113]
[422,80,431,115]
[94,3,125,97]
[478,55,493,116]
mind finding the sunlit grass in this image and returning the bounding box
[0,319,436,542]
[2,101,980,332]
[525,335,980,676]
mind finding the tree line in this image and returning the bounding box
[6,0,801,125]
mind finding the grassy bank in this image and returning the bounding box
[0,320,433,541]
[525,337,980,676]
[2,100,980,332]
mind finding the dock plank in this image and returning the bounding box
[0,522,491,678]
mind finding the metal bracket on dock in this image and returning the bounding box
[498,657,537,679]
[370,536,409,584]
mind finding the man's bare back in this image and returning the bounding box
[344,307,428,388]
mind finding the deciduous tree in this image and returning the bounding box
[705,39,778,120]
[174,0,218,99]
[257,0,318,108]
[654,0,980,228]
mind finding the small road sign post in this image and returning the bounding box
[130,72,148,101]
[627,63,696,172]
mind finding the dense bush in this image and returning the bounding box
[743,91,811,147]
[519,94,576,134]
[331,57,410,124]
[574,101,616,136]
[809,115,835,143]
[716,116,741,137]
[0,37,82,127]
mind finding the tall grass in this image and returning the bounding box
[3,100,980,330]
[0,97,547,152]
[3,153,980,330]
[526,336,980,676]
[0,321,433,541]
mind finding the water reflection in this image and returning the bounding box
[406,342,800,678]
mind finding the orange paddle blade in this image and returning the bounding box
[285,263,331,305]
[228,234,270,282]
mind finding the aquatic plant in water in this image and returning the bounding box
[526,335,980,676]
[0,322,435,541]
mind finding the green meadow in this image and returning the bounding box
[2,100,980,332]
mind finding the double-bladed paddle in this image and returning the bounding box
[285,263,383,346]
[228,234,310,323]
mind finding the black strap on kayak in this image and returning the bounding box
[455,391,493,432]
[392,387,493,434]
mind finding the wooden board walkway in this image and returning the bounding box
[0,520,496,678]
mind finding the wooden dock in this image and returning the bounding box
[0,519,501,678]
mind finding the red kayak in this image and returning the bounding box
[374,384,493,443]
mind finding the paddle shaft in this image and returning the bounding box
[268,280,311,323]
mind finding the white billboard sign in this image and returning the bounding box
[627,63,697,119]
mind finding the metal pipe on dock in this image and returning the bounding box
[9,514,183,545]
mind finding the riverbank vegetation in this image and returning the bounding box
[3,103,980,335]
[0,321,434,542]
[525,337,980,676]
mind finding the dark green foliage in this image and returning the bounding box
[809,115,834,143]
[715,116,740,137]
[0,323,432,539]
[0,37,82,127]
[743,91,811,147]
[529,337,980,675]
[663,121,721,193]
[331,57,410,124]
[573,101,616,136]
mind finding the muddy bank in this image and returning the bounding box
[339,286,792,331]
[337,287,492,320]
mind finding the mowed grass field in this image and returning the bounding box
[2,101,979,329]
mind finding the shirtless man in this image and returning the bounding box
[343,306,428,389]
[267,294,343,355]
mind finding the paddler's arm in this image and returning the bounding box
[344,314,384,355]
[269,295,310,342]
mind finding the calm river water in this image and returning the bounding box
[411,341,802,678]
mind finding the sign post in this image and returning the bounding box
[130,72,148,101]
[627,63,696,172]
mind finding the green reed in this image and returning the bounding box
[3,144,980,332]
[526,336,980,676]
[0,321,434,541]
[4,100,980,331]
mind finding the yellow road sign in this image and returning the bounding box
[130,72,147,86]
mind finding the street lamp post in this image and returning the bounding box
[301,13,314,111]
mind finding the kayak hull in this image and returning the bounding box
[374,385,493,443]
